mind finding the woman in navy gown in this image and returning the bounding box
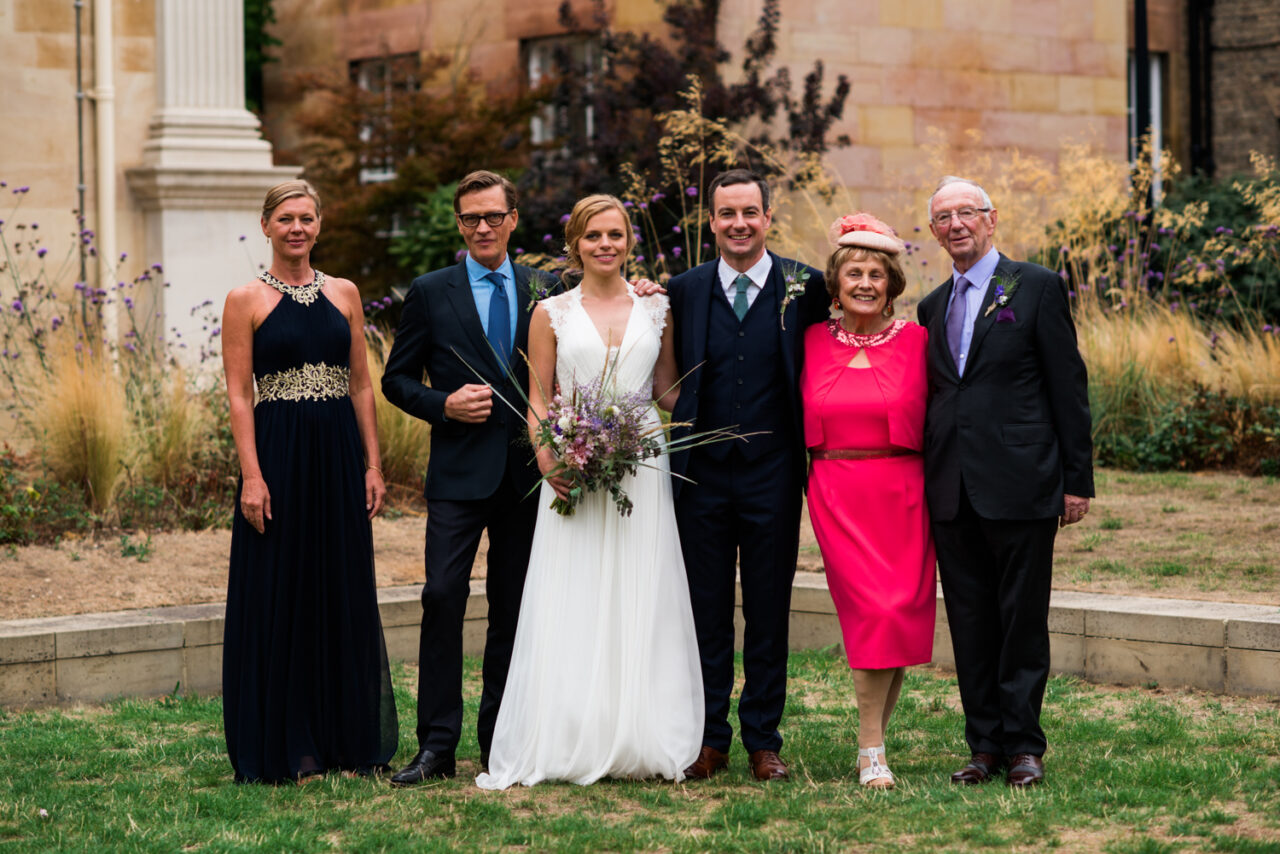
[221,180,397,783]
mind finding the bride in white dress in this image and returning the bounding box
[476,195,703,789]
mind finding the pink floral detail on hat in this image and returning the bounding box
[828,212,905,255]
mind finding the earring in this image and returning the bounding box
[882,300,894,318]
[832,297,840,308]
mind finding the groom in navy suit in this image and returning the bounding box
[917,176,1092,788]
[381,170,556,785]
[667,169,829,781]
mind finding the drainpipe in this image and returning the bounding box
[92,0,117,338]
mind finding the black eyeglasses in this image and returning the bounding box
[456,210,515,229]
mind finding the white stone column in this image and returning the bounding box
[127,0,297,366]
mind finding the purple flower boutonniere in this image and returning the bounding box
[984,272,1021,322]
[780,264,810,330]
[526,278,552,311]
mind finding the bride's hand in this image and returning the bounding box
[536,447,573,501]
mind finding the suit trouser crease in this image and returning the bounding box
[676,449,801,755]
[933,489,1057,758]
[417,473,536,756]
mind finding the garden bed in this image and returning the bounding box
[2,468,1276,622]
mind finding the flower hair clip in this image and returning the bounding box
[827,213,905,255]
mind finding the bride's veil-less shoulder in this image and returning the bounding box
[476,284,703,790]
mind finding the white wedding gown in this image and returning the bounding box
[475,286,704,789]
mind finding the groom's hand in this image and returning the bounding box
[629,277,666,297]
[445,384,493,423]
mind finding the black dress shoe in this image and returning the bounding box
[950,752,1003,784]
[390,750,456,786]
[1006,754,1045,788]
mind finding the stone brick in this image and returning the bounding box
[464,581,489,620]
[1085,637,1225,692]
[0,661,55,707]
[911,31,986,72]
[378,590,424,629]
[827,145,882,188]
[1085,599,1229,647]
[974,33,1045,73]
[14,0,75,34]
[183,644,222,697]
[1226,648,1280,696]
[462,617,488,658]
[860,106,915,147]
[57,649,185,703]
[181,616,225,649]
[879,0,942,30]
[383,624,420,665]
[337,5,430,60]
[1093,0,1126,42]
[1011,73,1061,112]
[35,34,76,70]
[1094,77,1128,116]
[854,26,913,68]
[789,611,843,651]
[56,618,184,659]
[1049,632,1085,676]
[941,0,1013,33]
[119,39,155,74]
[1059,75,1097,114]
[0,628,55,665]
[1226,614,1280,652]
[791,575,837,614]
[1047,600,1085,636]
[1011,0,1067,39]
[116,0,156,38]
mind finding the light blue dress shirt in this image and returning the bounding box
[465,253,518,348]
[943,247,1000,377]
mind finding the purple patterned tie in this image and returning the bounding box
[945,276,971,371]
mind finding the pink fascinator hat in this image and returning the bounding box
[827,213,905,255]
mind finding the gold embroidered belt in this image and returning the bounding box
[810,448,916,461]
[256,363,350,403]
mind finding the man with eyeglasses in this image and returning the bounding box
[916,176,1093,789]
[382,169,557,786]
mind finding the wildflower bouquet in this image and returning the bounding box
[456,343,748,518]
[532,374,664,517]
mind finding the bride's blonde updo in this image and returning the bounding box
[563,194,636,270]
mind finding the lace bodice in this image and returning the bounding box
[541,285,668,400]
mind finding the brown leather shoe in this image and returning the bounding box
[683,746,729,780]
[1006,754,1045,788]
[950,752,1003,784]
[748,749,790,781]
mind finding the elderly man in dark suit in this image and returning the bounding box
[381,170,556,785]
[666,169,829,782]
[916,176,1093,789]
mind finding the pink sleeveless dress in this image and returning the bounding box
[801,319,936,669]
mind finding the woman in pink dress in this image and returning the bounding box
[800,213,936,789]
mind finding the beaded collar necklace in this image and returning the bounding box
[827,317,905,349]
[260,269,324,306]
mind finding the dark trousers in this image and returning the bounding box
[416,472,537,757]
[675,449,801,755]
[933,489,1058,758]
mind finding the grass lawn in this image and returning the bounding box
[2,653,1278,853]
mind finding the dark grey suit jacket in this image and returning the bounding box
[916,254,1094,521]
[381,261,557,501]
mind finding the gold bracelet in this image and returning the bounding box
[366,465,383,476]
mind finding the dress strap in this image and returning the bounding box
[260,269,325,306]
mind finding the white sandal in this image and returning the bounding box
[858,745,896,789]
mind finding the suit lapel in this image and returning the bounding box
[965,255,1014,370]
[686,263,714,373]
[767,252,797,386]
[444,261,504,377]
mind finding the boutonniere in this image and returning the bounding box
[984,272,1021,322]
[779,264,810,329]
[526,277,553,311]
